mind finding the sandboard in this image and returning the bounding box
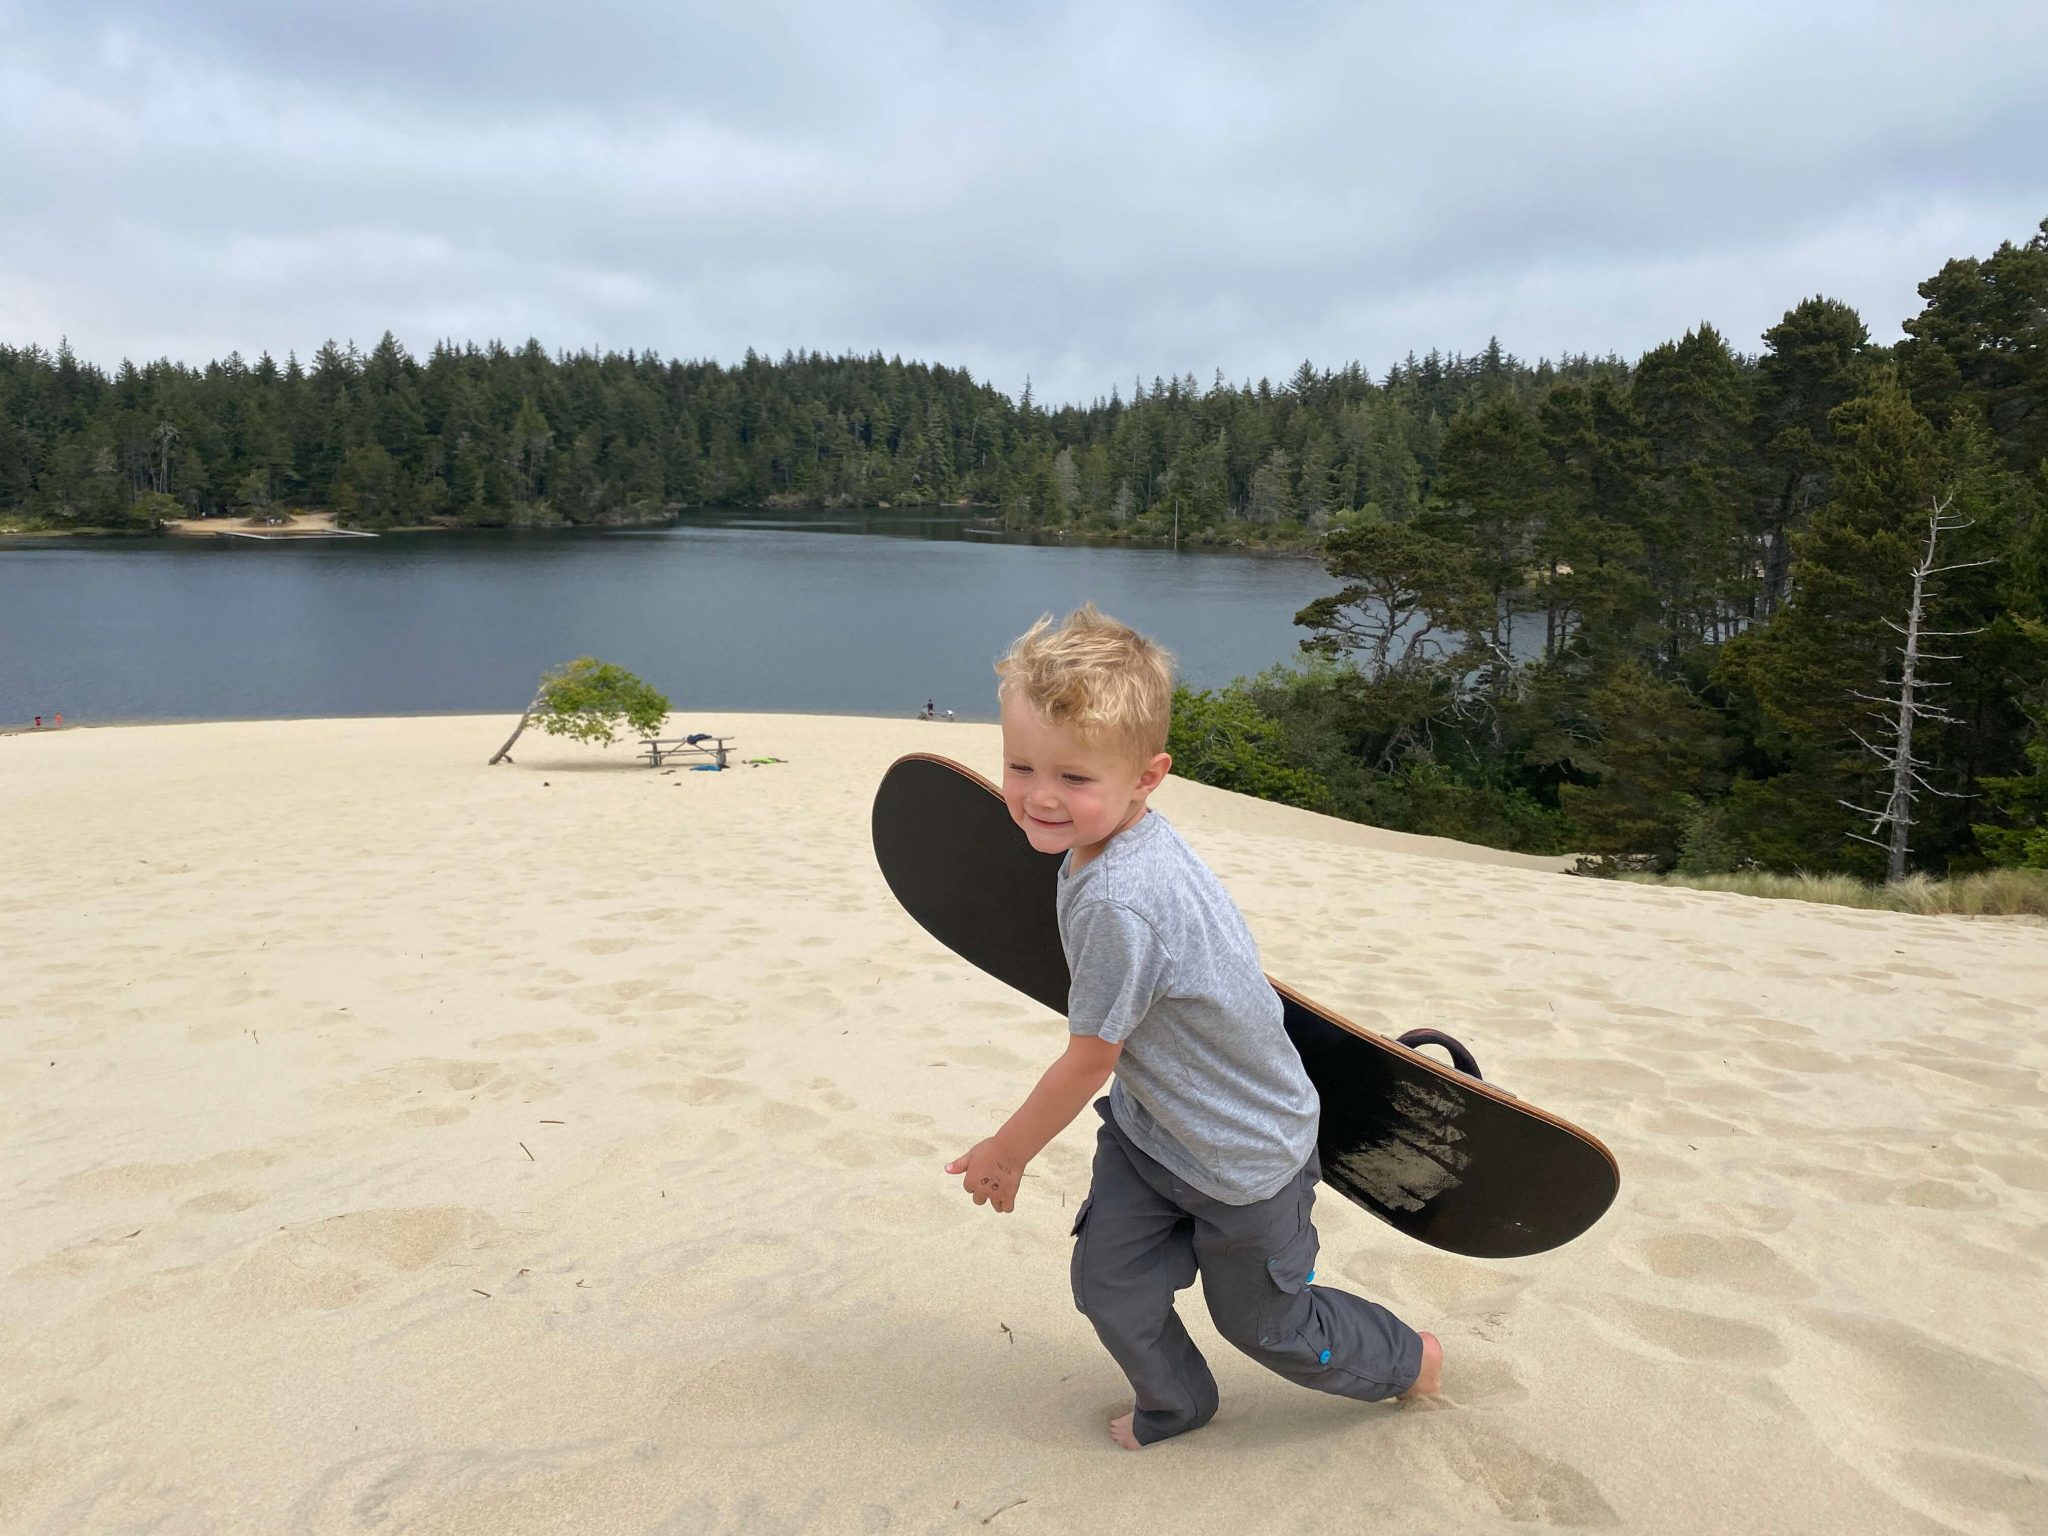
[871,753,1618,1259]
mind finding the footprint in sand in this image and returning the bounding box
[803,1079,857,1112]
[1683,1080,1773,1114]
[1645,1106,1746,1139]
[1783,1164,1914,1206]
[1951,997,2032,1023]
[15,1225,166,1283]
[481,1027,599,1051]
[295,1439,655,1530]
[1518,1058,1664,1095]
[225,1206,496,1315]
[763,986,843,1021]
[178,1188,263,1216]
[624,989,699,1015]
[1722,1014,1817,1040]
[670,1076,755,1105]
[1583,1294,1786,1366]
[1885,962,1960,981]
[1737,1040,1851,1073]
[1626,1232,1814,1298]
[1888,1053,2041,1096]
[58,1148,279,1202]
[659,1351,819,1449]
[1794,1308,2048,1477]
[598,906,681,925]
[814,1132,939,1168]
[1620,1147,1710,1185]
[951,1042,1037,1072]
[1699,1200,1794,1234]
[1975,1153,2048,1194]
[756,1100,825,1134]
[627,1235,825,1319]
[1420,1344,1530,1404]
[1553,983,1619,1005]
[400,1105,470,1127]
[1423,1418,1618,1526]
[1376,1249,1532,1314]
[1888,1177,1996,1210]
[1756,964,1813,982]
[618,1041,747,1077]
[1893,1446,2048,1531]
[333,1057,560,1109]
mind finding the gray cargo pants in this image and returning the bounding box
[1069,1099,1423,1444]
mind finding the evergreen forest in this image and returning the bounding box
[2,218,2044,881]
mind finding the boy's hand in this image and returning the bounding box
[945,1138,1025,1213]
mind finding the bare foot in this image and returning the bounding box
[1400,1331,1443,1400]
[1108,1410,1142,1451]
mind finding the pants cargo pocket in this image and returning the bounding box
[1256,1224,1327,1359]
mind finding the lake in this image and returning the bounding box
[0,509,1340,725]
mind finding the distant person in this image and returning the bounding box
[33,716,41,729]
[944,603,1441,1449]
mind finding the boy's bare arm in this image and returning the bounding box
[998,1033,1122,1165]
[947,1034,1121,1212]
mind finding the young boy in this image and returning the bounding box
[944,604,1442,1449]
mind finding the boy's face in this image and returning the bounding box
[999,696,1171,867]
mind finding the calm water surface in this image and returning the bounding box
[0,510,1338,724]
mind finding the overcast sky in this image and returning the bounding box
[2,2,2042,404]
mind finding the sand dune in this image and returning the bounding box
[2,714,2044,1533]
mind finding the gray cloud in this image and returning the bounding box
[2,1,2042,402]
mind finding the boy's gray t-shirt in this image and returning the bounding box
[1058,810,1319,1205]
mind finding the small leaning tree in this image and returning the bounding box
[489,657,671,764]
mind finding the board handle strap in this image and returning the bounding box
[1396,1028,1483,1080]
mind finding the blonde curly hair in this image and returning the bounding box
[995,603,1175,760]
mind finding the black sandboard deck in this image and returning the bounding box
[871,753,1619,1259]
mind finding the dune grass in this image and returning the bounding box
[1613,866,2048,917]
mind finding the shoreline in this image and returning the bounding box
[0,705,998,735]
[3,507,1332,559]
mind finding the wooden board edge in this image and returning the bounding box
[889,750,984,777]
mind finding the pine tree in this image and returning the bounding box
[1751,298,1872,618]
[1715,372,1945,873]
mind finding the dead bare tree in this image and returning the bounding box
[1840,493,1995,881]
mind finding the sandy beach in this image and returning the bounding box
[3,713,2044,1534]
[161,511,362,539]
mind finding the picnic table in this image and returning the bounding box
[639,734,734,769]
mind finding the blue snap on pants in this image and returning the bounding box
[1069,1098,1424,1445]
